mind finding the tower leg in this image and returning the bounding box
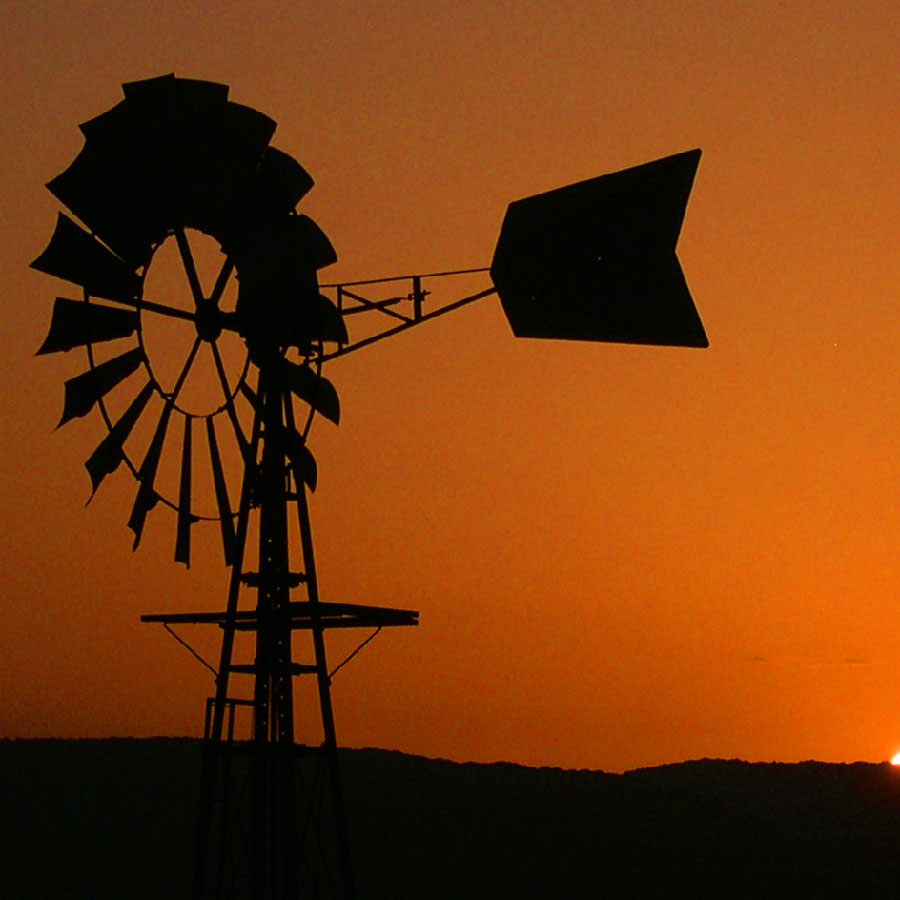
[194,409,261,900]
[295,479,356,900]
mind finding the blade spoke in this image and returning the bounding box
[127,337,197,548]
[81,291,197,323]
[60,346,143,426]
[137,297,198,323]
[206,418,236,566]
[210,257,235,306]
[38,297,139,355]
[175,417,193,566]
[30,213,141,302]
[170,335,202,403]
[174,227,205,305]
[211,340,248,458]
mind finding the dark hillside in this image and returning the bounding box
[2,739,899,898]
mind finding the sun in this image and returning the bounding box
[891,751,900,766]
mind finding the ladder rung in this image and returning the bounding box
[206,696,255,710]
[239,571,307,587]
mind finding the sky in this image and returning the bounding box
[2,0,900,774]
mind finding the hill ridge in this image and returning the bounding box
[3,739,899,898]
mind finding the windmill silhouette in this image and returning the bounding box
[33,74,706,899]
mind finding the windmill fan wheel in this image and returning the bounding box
[32,74,346,566]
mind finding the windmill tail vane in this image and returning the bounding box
[32,72,706,899]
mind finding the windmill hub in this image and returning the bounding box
[194,298,223,343]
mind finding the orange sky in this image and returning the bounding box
[2,1,900,773]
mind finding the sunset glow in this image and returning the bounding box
[3,2,900,774]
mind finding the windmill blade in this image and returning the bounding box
[31,214,141,303]
[128,403,173,548]
[77,98,172,236]
[120,72,230,109]
[309,293,348,344]
[169,100,278,239]
[234,214,336,288]
[490,148,707,348]
[206,417,235,566]
[120,72,183,102]
[282,362,340,425]
[284,215,337,270]
[272,293,348,348]
[82,75,276,242]
[85,381,154,496]
[222,102,277,155]
[232,216,338,347]
[284,426,318,492]
[256,146,315,214]
[174,417,193,566]
[81,75,232,230]
[37,297,139,355]
[46,145,161,268]
[235,286,347,350]
[59,346,144,426]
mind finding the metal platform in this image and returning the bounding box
[142,601,419,631]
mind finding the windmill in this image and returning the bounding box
[32,74,706,899]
